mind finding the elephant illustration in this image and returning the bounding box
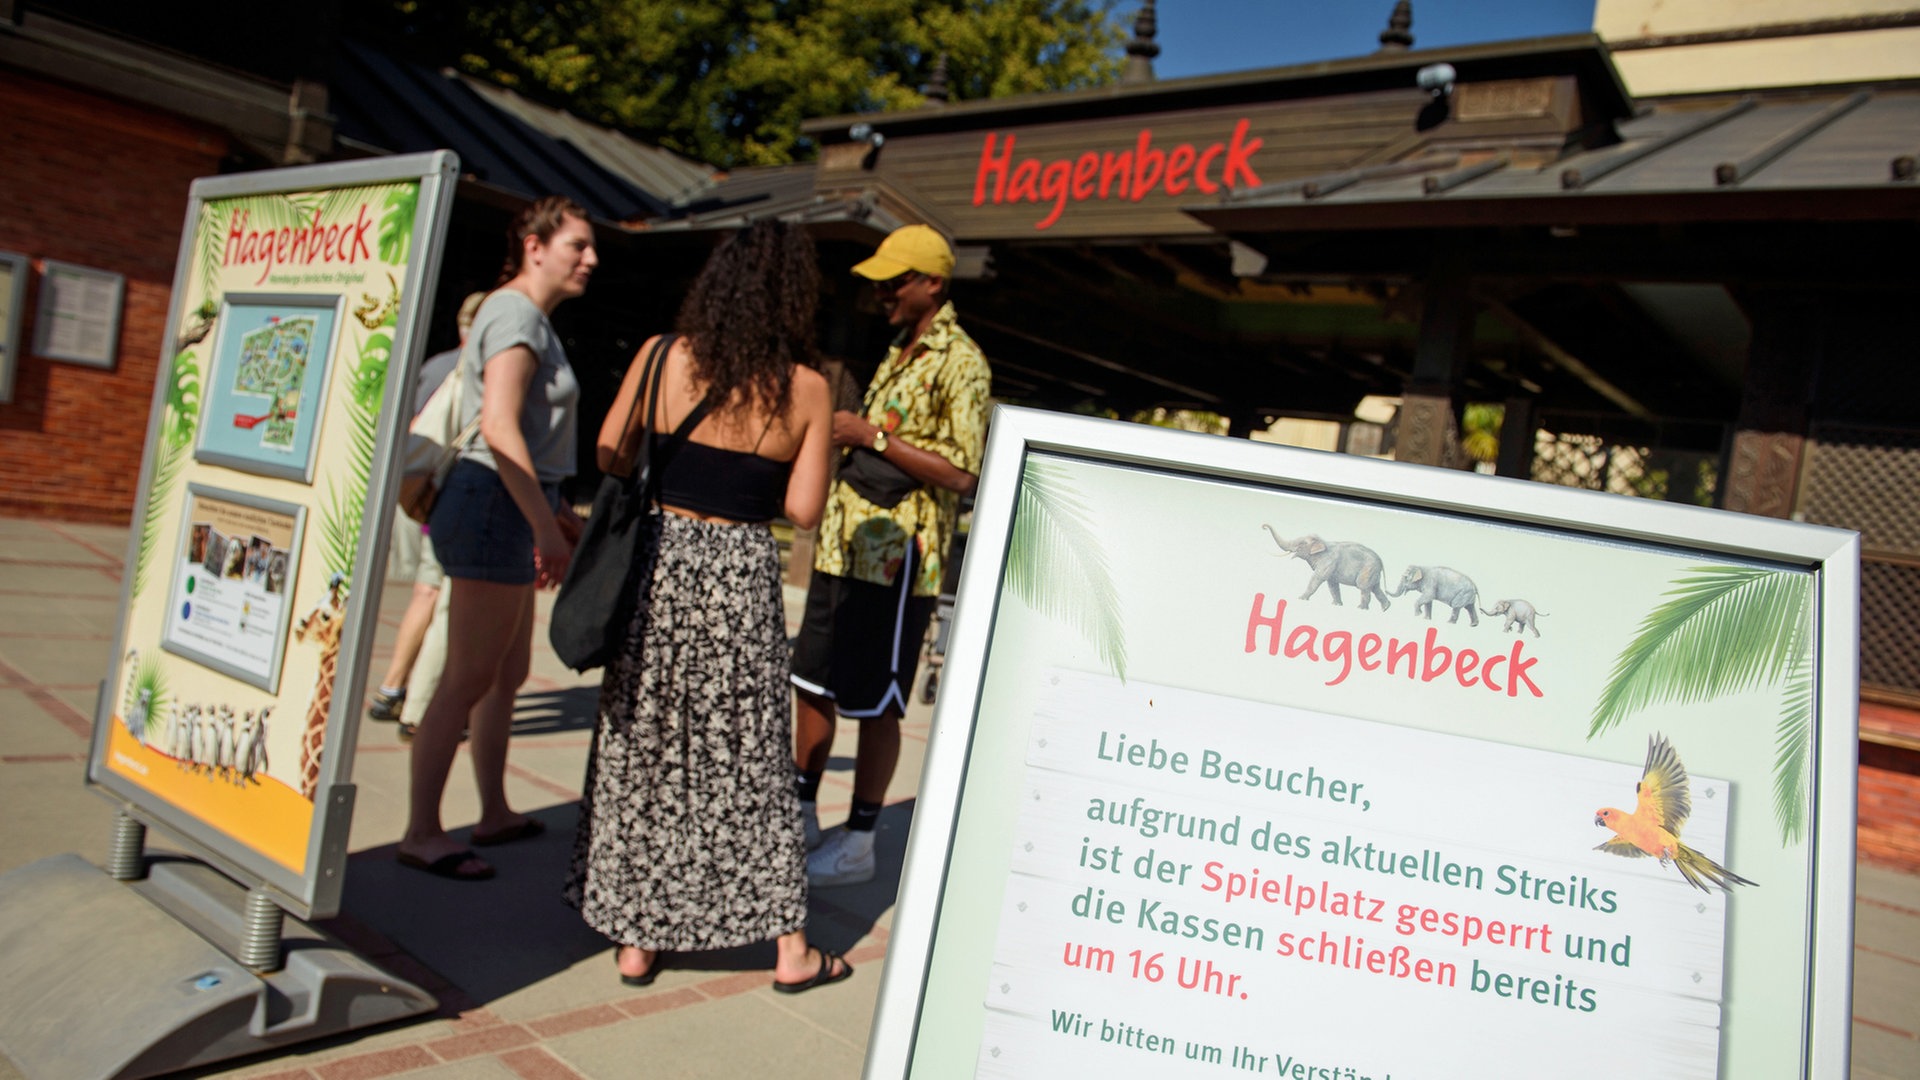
[1483,599,1547,637]
[1263,525,1391,610]
[1390,565,1481,625]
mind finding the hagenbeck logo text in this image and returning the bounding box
[973,119,1264,230]
[224,206,375,286]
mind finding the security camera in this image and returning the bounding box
[849,122,885,148]
[1416,63,1456,98]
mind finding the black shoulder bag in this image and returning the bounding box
[549,335,713,672]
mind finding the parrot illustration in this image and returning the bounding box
[1593,733,1756,893]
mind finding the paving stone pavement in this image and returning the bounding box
[0,514,1915,1078]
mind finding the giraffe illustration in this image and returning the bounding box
[292,573,348,800]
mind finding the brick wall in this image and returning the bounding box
[0,69,229,523]
[1859,701,1920,874]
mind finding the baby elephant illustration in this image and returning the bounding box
[1263,525,1391,611]
[1390,565,1481,625]
[1483,599,1547,637]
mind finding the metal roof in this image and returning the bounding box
[637,165,911,238]
[457,76,718,211]
[329,40,717,222]
[1190,84,1920,232]
[0,10,333,163]
[803,33,1635,142]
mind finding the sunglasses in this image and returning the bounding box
[873,271,923,293]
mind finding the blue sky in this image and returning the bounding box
[1143,1,1599,80]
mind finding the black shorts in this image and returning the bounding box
[790,550,936,720]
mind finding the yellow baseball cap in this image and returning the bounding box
[851,224,954,281]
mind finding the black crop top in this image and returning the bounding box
[656,439,792,523]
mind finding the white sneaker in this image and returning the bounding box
[800,800,822,852]
[807,829,875,887]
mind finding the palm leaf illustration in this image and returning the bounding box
[319,317,391,580]
[197,204,227,302]
[378,185,418,265]
[1006,460,1127,680]
[131,347,204,599]
[219,192,314,235]
[317,187,367,224]
[198,193,314,300]
[1773,646,1813,844]
[123,652,169,740]
[1590,565,1813,844]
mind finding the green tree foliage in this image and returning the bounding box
[1459,402,1502,465]
[361,0,1126,168]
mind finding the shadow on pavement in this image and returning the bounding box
[339,803,604,1007]
[804,798,915,955]
[330,797,914,1009]
[510,685,600,736]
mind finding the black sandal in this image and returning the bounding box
[396,849,493,881]
[772,950,853,994]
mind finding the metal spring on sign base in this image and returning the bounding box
[240,889,285,973]
[107,812,147,881]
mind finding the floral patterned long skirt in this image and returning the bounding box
[564,513,807,950]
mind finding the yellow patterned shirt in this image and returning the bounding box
[814,302,990,596]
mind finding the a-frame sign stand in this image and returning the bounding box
[0,152,458,1079]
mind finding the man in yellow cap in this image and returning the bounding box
[792,224,991,886]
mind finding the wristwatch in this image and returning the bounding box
[871,428,889,454]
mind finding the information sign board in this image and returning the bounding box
[867,407,1859,1079]
[0,251,25,402]
[161,484,306,692]
[85,153,458,918]
[194,291,346,482]
[31,259,124,368]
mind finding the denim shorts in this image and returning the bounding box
[429,459,560,585]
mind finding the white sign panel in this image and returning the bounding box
[160,485,304,692]
[979,672,1729,1078]
[864,408,1860,1080]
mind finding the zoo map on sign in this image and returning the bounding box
[227,316,315,450]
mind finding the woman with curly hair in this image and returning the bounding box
[563,220,850,993]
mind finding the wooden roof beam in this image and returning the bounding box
[1482,300,1656,420]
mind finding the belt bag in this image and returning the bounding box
[839,446,919,508]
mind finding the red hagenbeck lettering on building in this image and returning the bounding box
[972,119,1264,230]
[1243,594,1546,699]
[223,205,376,286]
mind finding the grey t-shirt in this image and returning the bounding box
[455,290,578,483]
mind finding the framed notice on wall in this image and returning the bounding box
[867,408,1859,1080]
[32,259,124,368]
[0,251,26,402]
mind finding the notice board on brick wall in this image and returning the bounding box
[866,407,1860,1080]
